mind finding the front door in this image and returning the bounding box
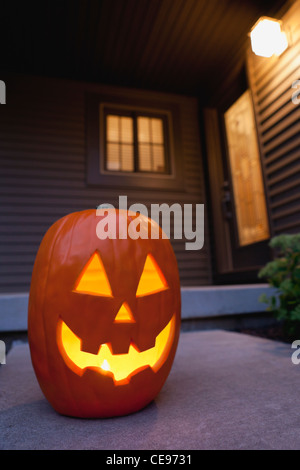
[204,90,272,283]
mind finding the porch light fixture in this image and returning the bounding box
[250,17,288,58]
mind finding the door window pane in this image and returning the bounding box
[225,90,270,246]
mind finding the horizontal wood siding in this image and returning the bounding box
[247,0,300,236]
[0,75,211,292]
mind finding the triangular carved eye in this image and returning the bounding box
[74,252,113,297]
[136,254,168,297]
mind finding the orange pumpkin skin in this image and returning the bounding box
[28,209,181,418]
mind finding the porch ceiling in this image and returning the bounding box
[1,0,290,105]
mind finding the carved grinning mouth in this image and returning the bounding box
[57,314,176,385]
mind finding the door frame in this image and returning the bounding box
[203,107,273,284]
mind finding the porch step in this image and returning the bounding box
[0,284,276,332]
[181,284,275,319]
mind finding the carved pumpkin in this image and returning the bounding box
[28,209,181,418]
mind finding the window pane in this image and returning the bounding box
[138,117,150,143]
[225,90,270,246]
[139,144,152,171]
[106,143,120,171]
[137,116,167,173]
[151,119,164,144]
[107,115,119,142]
[106,115,134,172]
[152,145,165,172]
[121,117,133,144]
[121,144,134,171]
[105,112,168,175]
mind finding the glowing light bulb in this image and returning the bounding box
[250,17,288,58]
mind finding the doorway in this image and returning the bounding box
[204,90,272,284]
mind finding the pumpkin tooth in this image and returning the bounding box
[109,340,131,356]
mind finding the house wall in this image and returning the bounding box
[0,74,211,293]
[247,0,300,236]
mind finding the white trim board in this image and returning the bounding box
[181,284,276,319]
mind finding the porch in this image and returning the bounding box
[1,327,297,450]
[0,0,299,452]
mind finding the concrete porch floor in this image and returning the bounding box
[0,329,299,450]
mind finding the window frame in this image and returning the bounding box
[86,93,184,191]
[103,107,171,175]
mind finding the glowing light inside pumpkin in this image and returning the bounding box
[57,314,175,384]
[74,252,113,297]
[100,359,110,371]
[136,254,168,297]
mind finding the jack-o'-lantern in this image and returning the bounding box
[28,209,181,418]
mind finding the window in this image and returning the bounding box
[104,111,169,174]
[86,93,184,191]
[224,90,270,246]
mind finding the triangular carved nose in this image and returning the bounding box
[114,302,135,323]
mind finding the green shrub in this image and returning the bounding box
[258,234,300,335]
